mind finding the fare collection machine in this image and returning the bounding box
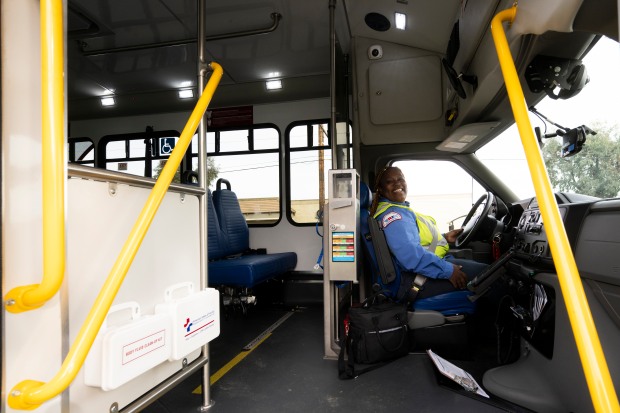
[323,169,360,359]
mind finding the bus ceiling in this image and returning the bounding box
[66,0,615,132]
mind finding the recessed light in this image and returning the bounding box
[395,12,406,30]
[178,89,194,99]
[101,96,115,107]
[266,80,282,90]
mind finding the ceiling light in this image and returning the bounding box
[178,89,194,99]
[395,12,406,30]
[100,96,115,107]
[266,80,282,90]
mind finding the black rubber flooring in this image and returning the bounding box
[141,303,529,413]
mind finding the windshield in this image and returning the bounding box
[477,36,620,200]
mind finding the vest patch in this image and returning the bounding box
[382,211,402,228]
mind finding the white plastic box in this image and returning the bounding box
[84,302,171,391]
[155,282,220,361]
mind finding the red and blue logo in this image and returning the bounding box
[184,318,193,332]
[382,211,402,228]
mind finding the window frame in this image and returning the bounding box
[97,130,185,179]
[197,123,283,227]
[68,137,95,166]
[285,119,334,227]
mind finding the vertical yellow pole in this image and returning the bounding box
[8,64,223,411]
[491,7,620,413]
[4,0,66,313]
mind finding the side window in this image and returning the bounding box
[191,125,281,226]
[392,160,485,233]
[68,137,95,166]
[286,121,333,225]
[99,130,182,179]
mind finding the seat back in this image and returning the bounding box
[360,182,379,278]
[213,178,249,255]
[207,189,229,260]
[360,182,395,286]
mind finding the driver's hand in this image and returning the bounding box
[449,264,467,289]
[444,228,464,244]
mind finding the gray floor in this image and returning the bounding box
[141,303,530,413]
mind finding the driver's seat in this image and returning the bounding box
[359,182,476,323]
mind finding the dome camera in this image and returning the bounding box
[368,45,383,60]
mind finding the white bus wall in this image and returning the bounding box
[65,178,203,412]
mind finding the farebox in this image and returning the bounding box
[155,282,220,361]
[84,302,171,391]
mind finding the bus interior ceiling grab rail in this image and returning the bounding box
[80,12,282,57]
[491,7,620,412]
[7,62,223,410]
[3,0,65,314]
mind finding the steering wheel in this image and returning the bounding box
[455,192,495,248]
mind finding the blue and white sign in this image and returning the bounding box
[159,137,176,155]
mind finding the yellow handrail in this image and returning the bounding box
[7,62,223,410]
[491,7,620,413]
[4,0,66,314]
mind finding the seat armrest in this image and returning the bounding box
[408,310,446,329]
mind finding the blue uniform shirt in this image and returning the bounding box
[375,198,454,279]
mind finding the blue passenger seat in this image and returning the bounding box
[208,179,297,289]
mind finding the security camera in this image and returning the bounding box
[368,45,383,60]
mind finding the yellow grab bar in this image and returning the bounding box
[491,7,620,413]
[4,0,66,313]
[7,62,224,410]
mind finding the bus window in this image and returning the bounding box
[68,137,95,166]
[476,129,535,200]
[100,130,182,179]
[392,160,485,233]
[478,37,620,201]
[286,121,332,225]
[196,125,281,226]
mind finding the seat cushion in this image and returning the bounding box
[414,290,476,315]
[208,252,297,288]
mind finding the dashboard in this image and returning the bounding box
[495,195,597,358]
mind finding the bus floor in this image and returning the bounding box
[142,301,531,413]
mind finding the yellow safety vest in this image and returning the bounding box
[374,201,449,258]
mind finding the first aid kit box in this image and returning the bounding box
[84,302,171,391]
[155,282,220,361]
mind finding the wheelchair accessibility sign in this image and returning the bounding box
[159,137,176,155]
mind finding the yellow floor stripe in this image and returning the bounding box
[192,332,272,394]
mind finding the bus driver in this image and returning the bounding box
[370,166,489,303]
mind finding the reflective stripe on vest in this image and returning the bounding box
[374,202,449,258]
